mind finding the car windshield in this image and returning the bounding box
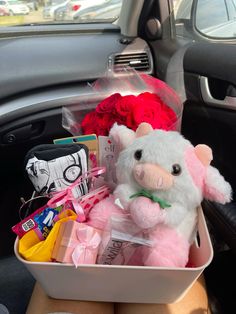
[0,0,123,26]
[8,0,24,3]
[46,0,68,6]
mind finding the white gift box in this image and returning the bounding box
[14,207,213,304]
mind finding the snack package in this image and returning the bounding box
[18,213,77,262]
[12,204,63,240]
[97,216,153,266]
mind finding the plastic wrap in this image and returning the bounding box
[62,69,183,137]
[97,215,153,266]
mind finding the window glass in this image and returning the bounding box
[173,0,193,38]
[196,0,228,30]
[0,0,122,27]
[174,0,192,20]
[174,0,236,39]
[226,0,236,20]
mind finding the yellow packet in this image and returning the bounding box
[19,210,77,262]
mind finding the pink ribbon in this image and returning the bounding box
[71,226,101,267]
[47,167,106,222]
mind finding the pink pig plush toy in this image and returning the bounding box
[89,122,232,267]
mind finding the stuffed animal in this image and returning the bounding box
[88,122,232,267]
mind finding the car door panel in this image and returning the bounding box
[184,43,236,85]
[182,43,236,199]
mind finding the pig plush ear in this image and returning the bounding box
[136,122,153,137]
[203,166,232,204]
[109,123,136,149]
[194,144,213,166]
[109,122,154,149]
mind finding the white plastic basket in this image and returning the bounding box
[14,207,213,304]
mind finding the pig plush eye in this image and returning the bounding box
[134,149,143,160]
[171,164,182,176]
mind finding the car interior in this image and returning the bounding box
[0,0,235,313]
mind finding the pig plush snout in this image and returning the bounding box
[133,163,174,191]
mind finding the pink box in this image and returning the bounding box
[52,220,101,266]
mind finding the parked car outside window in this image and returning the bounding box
[24,0,38,11]
[73,0,121,22]
[0,0,29,15]
[49,0,87,21]
[0,0,122,25]
[54,0,121,22]
[42,0,69,19]
[0,4,9,14]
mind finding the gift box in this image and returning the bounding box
[52,220,101,267]
[14,207,213,304]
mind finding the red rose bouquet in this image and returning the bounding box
[81,92,178,136]
[62,73,183,136]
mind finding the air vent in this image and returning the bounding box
[113,52,151,73]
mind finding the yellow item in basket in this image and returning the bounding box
[19,210,77,262]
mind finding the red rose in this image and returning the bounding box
[96,93,121,114]
[81,111,98,134]
[131,101,161,129]
[137,92,159,102]
[125,92,177,131]
[113,115,126,126]
[81,88,178,136]
[115,95,137,129]
[115,94,136,117]
[94,113,118,135]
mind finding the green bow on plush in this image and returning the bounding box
[129,189,171,209]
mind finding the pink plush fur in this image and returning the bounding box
[87,195,126,230]
[88,195,189,267]
[109,123,136,150]
[185,147,206,190]
[142,226,190,267]
[129,197,165,229]
[203,167,232,204]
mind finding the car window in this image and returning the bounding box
[196,0,228,30]
[0,0,123,27]
[174,0,236,39]
[227,0,236,19]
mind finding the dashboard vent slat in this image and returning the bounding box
[113,52,151,73]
